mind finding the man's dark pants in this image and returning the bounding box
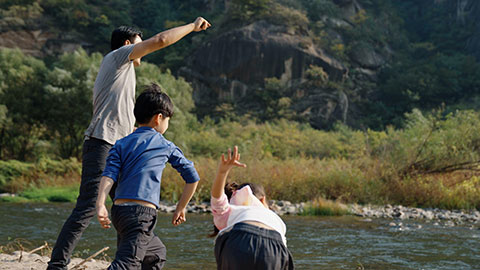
[47,138,113,270]
[109,204,166,270]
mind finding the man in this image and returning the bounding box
[47,17,211,270]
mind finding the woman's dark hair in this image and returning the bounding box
[111,26,143,51]
[209,182,266,237]
[134,83,174,124]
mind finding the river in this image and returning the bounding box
[0,203,478,269]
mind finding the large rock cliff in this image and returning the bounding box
[458,0,480,59]
[179,21,347,107]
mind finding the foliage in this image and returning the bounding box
[369,109,480,175]
[0,157,80,193]
[2,1,480,211]
[265,3,309,32]
[0,48,199,160]
[0,159,33,192]
[0,48,47,160]
[19,185,80,202]
[135,63,198,150]
[299,0,340,21]
[373,53,480,127]
[2,109,480,209]
[300,197,350,216]
[227,0,272,22]
[44,49,102,158]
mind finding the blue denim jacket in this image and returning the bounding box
[102,126,199,208]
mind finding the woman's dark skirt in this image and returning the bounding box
[214,222,294,270]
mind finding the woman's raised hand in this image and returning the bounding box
[219,146,247,174]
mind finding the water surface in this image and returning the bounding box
[0,203,478,269]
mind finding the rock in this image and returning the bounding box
[437,213,448,220]
[333,0,363,21]
[285,206,297,215]
[180,20,347,108]
[269,204,282,213]
[350,42,386,69]
[165,206,176,213]
[445,220,455,227]
[392,211,406,219]
[422,211,434,220]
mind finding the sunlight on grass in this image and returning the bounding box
[300,197,350,216]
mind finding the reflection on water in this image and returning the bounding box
[0,203,479,269]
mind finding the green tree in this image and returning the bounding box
[373,52,480,127]
[0,48,48,160]
[136,62,198,152]
[227,0,271,22]
[44,49,102,159]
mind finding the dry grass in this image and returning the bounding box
[300,197,350,216]
[2,155,480,210]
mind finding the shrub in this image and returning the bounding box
[300,197,350,216]
[0,160,33,192]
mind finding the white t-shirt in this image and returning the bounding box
[211,186,287,246]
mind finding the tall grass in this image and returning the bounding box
[300,197,350,216]
[2,109,480,210]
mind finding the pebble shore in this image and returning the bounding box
[2,193,479,226]
[160,200,480,227]
[349,204,480,227]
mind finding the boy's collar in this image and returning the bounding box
[136,126,155,132]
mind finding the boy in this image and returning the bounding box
[95,83,200,269]
[48,17,210,270]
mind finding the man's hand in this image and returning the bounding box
[172,208,187,226]
[97,204,111,229]
[193,17,211,32]
[218,146,247,174]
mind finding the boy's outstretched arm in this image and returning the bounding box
[130,17,211,60]
[96,176,114,229]
[211,146,247,199]
[172,182,198,226]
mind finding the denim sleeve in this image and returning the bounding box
[168,146,200,183]
[102,144,122,182]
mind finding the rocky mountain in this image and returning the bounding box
[459,0,480,59]
[179,20,347,108]
[1,0,479,128]
[179,0,480,127]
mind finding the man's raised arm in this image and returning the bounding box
[129,17,211,60]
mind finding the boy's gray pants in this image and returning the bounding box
[214,222,295,270]
[47,137,113,270]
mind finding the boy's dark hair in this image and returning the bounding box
[111,26,143,51]
[134,84,174,124]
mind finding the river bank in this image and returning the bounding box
[0,251,109,270]
[160,198,480,227]
[2,192,480,227]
